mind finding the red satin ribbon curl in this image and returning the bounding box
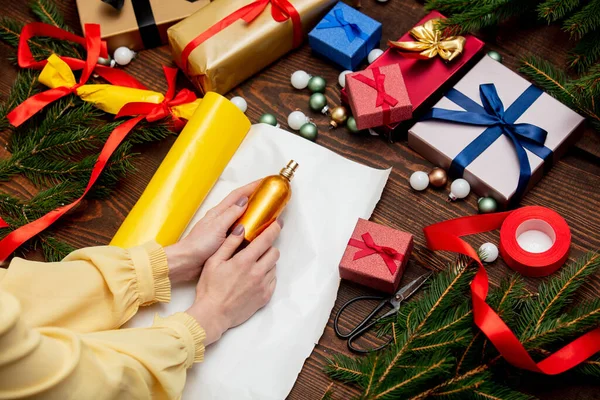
[0,68,195,261]
[423,209,600,374]
[348,232,404,275]
[353,68,398,125]
[180,0,303,74]
[16,22,145,89]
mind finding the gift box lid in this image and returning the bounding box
[408,55,585,205]
[308,1,382,70]
[346,63,412,130]
[340,11,485,130]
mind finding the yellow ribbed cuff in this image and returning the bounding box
[154,312,206,368]
[130,241,171,305]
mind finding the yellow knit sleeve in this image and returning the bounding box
[0,290,205,400]
[0,241,170,332]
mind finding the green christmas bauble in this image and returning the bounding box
[299,122,318,141]
[307,76,326,93]
[347,116,360,133]
[309,93,328,112]
[478,197,498,214]
[258,113,277,126]
[487,50,502,63]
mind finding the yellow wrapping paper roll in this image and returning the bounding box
[110,92,251,248]
[39,54,201,119]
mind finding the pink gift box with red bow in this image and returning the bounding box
[339,218,413,293]
[345,63,412,130]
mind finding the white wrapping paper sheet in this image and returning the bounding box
[125,123,390,399]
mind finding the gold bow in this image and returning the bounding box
[388,19,466,62]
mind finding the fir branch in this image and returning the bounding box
[537,0,581,23]
[424,0,481,15]
[319,383,334,400]
[31,0,68,30]
[325,354,368,387]
[472,383,534,400]
[567,30,600,74]
[39,235,75,262]
[563,0,600,38]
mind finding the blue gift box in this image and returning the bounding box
[308,2,382,70]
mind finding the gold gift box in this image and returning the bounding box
[168,0,336,94]
[75,0,211,51]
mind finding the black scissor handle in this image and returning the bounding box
[347,319,393,354]
[334,295,388,339]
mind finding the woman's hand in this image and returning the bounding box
[186,219,282,345]
[164,181,260,284]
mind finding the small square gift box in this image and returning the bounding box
[408,56,585,207]
[345,63,412,130]
[308,2,382,70]
[340,11,485,138]
[339,218,413,294]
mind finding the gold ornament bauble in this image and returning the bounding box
[428,167,448,188]
[329,106,348,128]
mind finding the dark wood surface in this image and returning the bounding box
[1,1,599,399]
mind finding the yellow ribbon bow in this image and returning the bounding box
[388,19,466,62]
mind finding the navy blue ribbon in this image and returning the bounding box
[422,83,553,206]
[316,9,368,42]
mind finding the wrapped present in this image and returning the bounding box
[75,0,210,51]
[339,218,413,294]
[308,2,382,70]
[408,56,585,207]
[168,0,336,95]
[345,63,412,130]
[340,11,484,137]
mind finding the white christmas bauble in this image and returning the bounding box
[338,70,352,88]
[409,171,429,191]
[368,48,384,64]
[113,47,135,66]
[230,96,247,113]
[449,179,470,200]
[291,70,311,89]
[479,242,499,263]
[287,110,309,130]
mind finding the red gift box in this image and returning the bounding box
[339,218,413,294]
[346,64,412,130]
[341,11,485,134]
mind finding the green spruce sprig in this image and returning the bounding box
[326,253,600,399]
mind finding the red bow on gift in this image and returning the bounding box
[180,0,302,74]
[117,67,197,131]
[0,68,194,262]
[353,68,398,125]
[348,232,404,275]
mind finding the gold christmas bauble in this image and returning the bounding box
[428,167,448,188]
[329,106,348,128]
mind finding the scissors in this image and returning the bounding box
[334,272,432,353]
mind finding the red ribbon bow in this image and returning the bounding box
[180,0,302,74]
[7,23,147,128]
[424,212,600,375]
[348,232,404,275]
[116,67,197,131]
[353,67,398,125]
[0,68,193,262]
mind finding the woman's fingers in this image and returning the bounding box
[210,180,261,215]
[215,197,249,232]
[257,247,280,274]
[209,225,246,264]
[239,220,282,262]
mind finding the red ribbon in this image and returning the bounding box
[0,68,194,261]
[353,68,398,125]
[348,232,404,275]
[424,211,600,374]
[180,0,302,74]
[15,22,145,89]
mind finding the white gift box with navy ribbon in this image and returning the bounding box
[408,55,585,207]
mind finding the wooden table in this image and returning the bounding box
[1,1,599,399]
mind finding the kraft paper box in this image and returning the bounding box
[75,0,211,51]
[339,218,413,294]
[408,56,585,207]
[308,2,382,70]
[169,0,336,95]
[340,11,484,138]
[346,63,412,130]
